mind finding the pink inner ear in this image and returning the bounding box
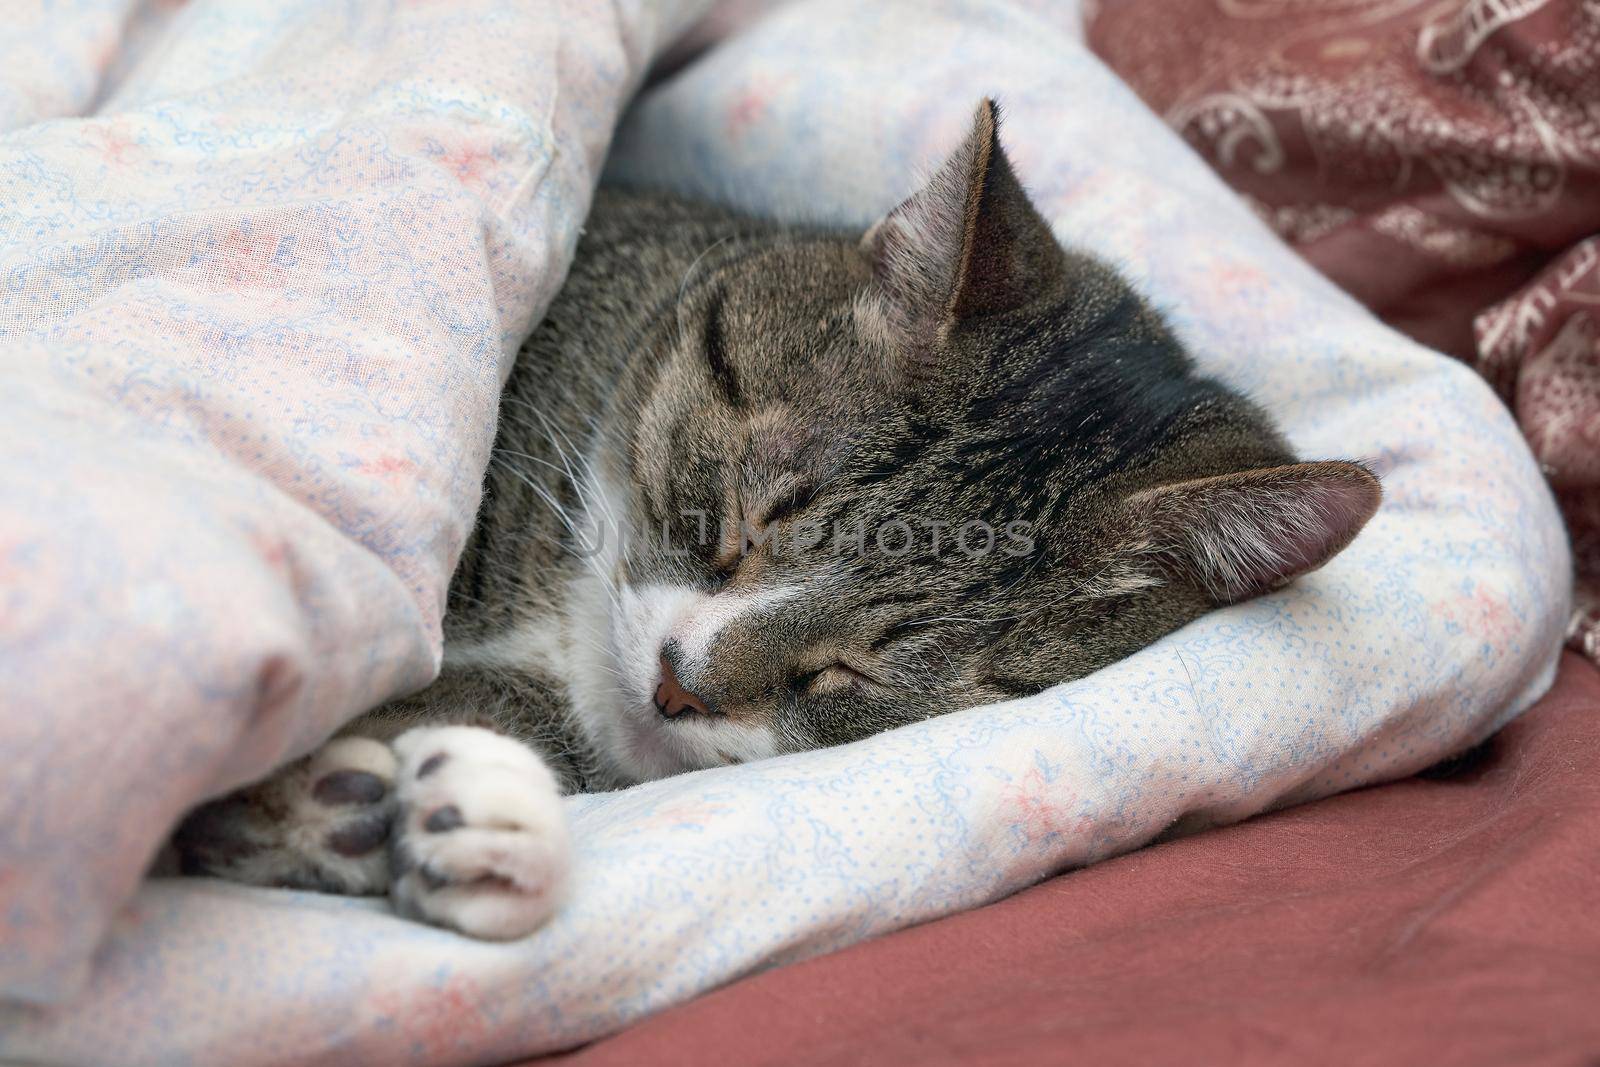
[859,120,985,350]
[1134,461,1383,603]
[1259,471,1384,585]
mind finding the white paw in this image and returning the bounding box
[388,725,572,940]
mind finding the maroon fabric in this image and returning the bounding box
[1084,2,1600,662]
[541,654,1600,1066]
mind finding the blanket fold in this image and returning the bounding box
[0,0,708,1004]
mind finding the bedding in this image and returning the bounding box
[544,652,1600,1067]
[1085,0,1600,665]
[0,1,1573,1065]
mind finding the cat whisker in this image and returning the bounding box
[487,458,627,613]
[497,401,588,499]
[499,398,623,537]
[490,455,580,536]
[674,235,734,349]
[566,633,629,684]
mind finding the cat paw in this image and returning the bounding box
[388,725,572,940]
[173,736,398,894]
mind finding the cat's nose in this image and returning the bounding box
[654,651,710,718]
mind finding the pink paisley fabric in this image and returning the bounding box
[1087,0,1600,659]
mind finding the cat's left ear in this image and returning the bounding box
[1126,460,1382,604]
[859,98,1062,376]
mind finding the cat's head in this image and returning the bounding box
[578,100,1380,782]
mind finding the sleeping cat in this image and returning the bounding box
[173,101,1380,939]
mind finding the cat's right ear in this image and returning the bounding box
[856,98,1063,387]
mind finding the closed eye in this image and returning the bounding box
[714,481,818,577]
[871,620,922,653]
[758,482,818,528]
[792,661,874,694]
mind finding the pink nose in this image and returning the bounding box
[654,654,709,717]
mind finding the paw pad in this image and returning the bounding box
[326,813,391,857]
[423,805,464,833]
[312,769,389,806]
[173,735,398,893]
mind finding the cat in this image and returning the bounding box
[172,100,1381,940]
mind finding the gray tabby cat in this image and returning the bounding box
[174,102,1380,939]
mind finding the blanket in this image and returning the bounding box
[544,654,1600,1067]
[0,0,711,1006]
[0,1,1572,1064]
[1086,0,1600,661]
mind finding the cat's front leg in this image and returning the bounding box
[174,663,579,938]
[387,724,573,940]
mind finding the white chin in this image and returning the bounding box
[617,711,704,781]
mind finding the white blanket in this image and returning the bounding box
[0,1,1569,1064]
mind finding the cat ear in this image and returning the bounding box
[1126,461,1382,603]
[859,98,1062,373]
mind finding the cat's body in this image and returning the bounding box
[175,103,1380,939]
